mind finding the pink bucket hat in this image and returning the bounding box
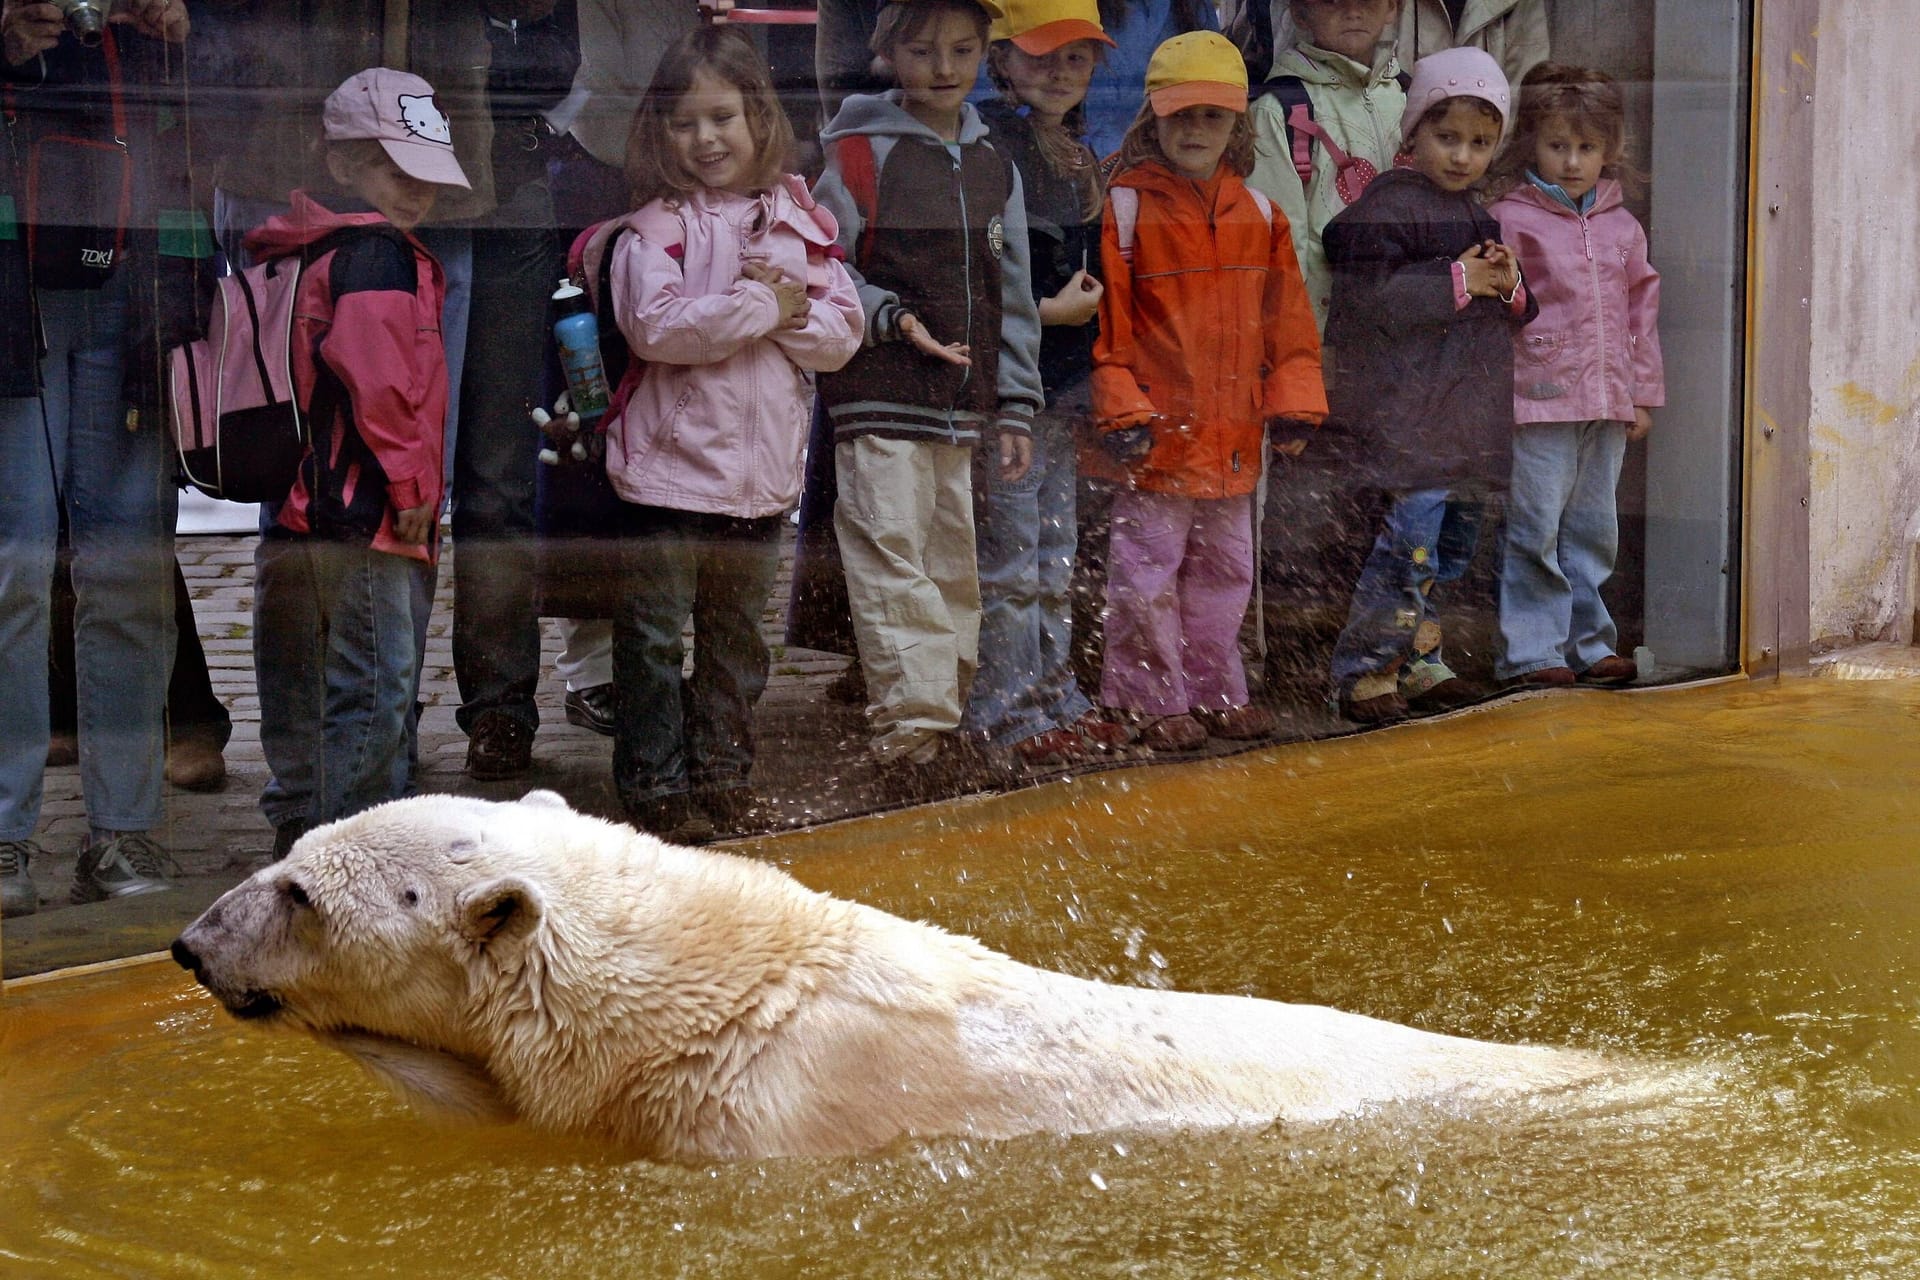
[1400,48,1513,148]
[323,68,472,190]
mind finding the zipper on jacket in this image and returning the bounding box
[951,146,972,441]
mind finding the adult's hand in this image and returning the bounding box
[3,1,63,66]
[111,0,190,43]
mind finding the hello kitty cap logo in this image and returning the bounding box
[324,68,472,190]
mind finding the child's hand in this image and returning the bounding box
[1628,406,1654,442]
[743,261,810,330]
[392,503,435,545]
[899,312,972,366]
[1457,242,1512,298]
[1039,270,1103,328]
[999,430,1033,484]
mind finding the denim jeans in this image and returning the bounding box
[452,180,558,736]
[254,535,419,829]
[1330,487,1484,692]
[1100,490,1255,716]
[0,278,177,839]
[1497,420,1628,679]
[963,415,1094,747]
[610,505,785,811]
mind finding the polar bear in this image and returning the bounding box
[172,791,1613,1162]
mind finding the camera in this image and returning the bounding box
[54,0,111,46]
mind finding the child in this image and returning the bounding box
[601,28,863,841]
[250,68,469,853]
[968,0,1132,769]
[1320,46,1537,723]
[1248,0,1408,328]
[813,0,1046,786]
[1092,31,1326,753]
[1487,64,1663,688]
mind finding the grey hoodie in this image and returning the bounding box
[813,91,1043,446]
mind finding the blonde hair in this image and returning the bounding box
[1486,62,1641,199]
[624,27,793,208]
[1111,100,1256,180]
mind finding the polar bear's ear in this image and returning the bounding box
[457,876,545,951]
[519,789,571,812]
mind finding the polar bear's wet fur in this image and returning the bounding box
[173,791,1613,1162]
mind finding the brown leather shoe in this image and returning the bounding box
[46,731,78,768]
[1193,703,1278,740]
[1578,654,1638,685]
[1511,666,1577,687]
[167,734,228,792]
[1140,713,1207,753]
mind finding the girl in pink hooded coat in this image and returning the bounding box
[596,29,862,841]
[1488,63,1663,687]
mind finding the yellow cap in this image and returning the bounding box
[1144,31,1248,117]
[989,0,1115,54]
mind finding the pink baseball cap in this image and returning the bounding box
[323,68,472,190]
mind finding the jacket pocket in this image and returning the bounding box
[1518,331,1564,364]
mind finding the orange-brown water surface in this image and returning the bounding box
[4,678,1919,1277]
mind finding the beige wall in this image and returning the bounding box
[1807,0,1920,647]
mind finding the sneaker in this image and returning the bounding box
[627,793,716,845]
[1509,666,1577,688]
[1139,713,1207,753]
[1070,711,1132,754]
[167,733,228,792]
[466,710,534,780]
[45,731,78,768]
[1401,656,1485,711]
[71,832,177,904]
[1339,671,1408,724]
[0,839,40,918]
[563,684,616,736]
[702,787,770,837]
[1012,727,1087,768]
[1193,704,1278,740]
[1577,654,1638,685]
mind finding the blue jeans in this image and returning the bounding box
[254,535,419,829]
[1497,420,1628,679]
[963,415,1093,747]
[0,278,177,838]
[1330,487,1483,692]
[610,506,784,811]
[452,180,558,735]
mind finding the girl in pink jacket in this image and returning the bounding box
[602,29,863,842]
[1488,64,1663,688]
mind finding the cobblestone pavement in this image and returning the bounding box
[8,528,1352,976]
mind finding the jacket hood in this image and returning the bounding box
[1273,41,1401,90]
[244,190,399,260]
[1497,176,1625,219]
[1111,157,1227,198]
[819,90,994,147]
[681,175,841,250]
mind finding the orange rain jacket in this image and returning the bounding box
[1090,159,1327,498]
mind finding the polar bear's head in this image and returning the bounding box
[172,791,584,1121]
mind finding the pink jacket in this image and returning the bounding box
[1490,179,1664,427]
[605,179,863,518]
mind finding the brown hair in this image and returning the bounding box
[624,27,794,209]
[985,41,1104,220]
[1486,62,1640,198]
[869,0,992,60]
[1111,100,1257,180]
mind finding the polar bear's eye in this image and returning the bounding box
[286,881,312,909]
[402,888,420,908]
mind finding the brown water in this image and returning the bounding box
[5,678,1920,1277]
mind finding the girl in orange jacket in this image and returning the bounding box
[1091,32,1327,753]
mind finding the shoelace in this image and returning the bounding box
[101,833,184,879]
[0,839,34,875]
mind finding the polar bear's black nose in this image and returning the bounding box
[171,937,202,976]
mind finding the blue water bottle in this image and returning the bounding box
[552,278,611,426]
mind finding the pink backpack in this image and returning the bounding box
[169,226,395,503]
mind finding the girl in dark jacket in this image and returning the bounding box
[1321,47,1536,724]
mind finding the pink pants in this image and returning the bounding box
[1099,489,1255,716]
